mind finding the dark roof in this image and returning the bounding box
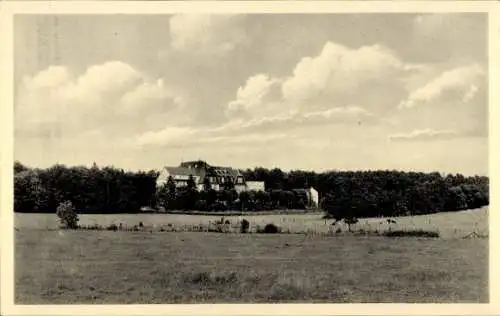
[212,166,242,178]
[180,160,210,169]
[165,167,198,176]
[164,162,243,183]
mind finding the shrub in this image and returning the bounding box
[187,271,238,286]
[240,219,250,233]
[263,223,279,234]
[383,230,440,238]
[107,224,118,231]
[56,201,79,229]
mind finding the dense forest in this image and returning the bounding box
[14,161,489,218]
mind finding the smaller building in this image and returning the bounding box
[292,187,319,209]
[308,187,319,208]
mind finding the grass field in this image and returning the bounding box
[14,207,489,303]
[15,230,488,303]
[15,206,489,239]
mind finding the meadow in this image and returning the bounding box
[15,206,489,239]
[14,207,489,303]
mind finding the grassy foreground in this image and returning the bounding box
[15,230,488,303]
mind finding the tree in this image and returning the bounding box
[178,175,199,211]
[56,200,79,229]
[14,161,29,174]
[240,219,250,233]
[321,193,344,223]
[239,191,250,211]
[344,216,359,232]
[165,176,177,209]
[187,175,196,190]
[203,176,211,192]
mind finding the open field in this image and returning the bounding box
[15,206,489,239]
[14,207,489,303]
[15,230,488,304]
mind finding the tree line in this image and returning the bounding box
[14,161,489,217]
[14,162,158,213]
[242,167,489,217]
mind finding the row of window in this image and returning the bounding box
[206,176,244,184]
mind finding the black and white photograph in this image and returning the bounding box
[1,1,498,313]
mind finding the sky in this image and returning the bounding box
[13,13,488,176]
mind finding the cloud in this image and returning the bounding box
[120,78,178,114]
[225,74,282,119]
[27,65,70,88]
[222,41,406,132]
[236,106,378,132]
[169,14,248,57]
[134,122,290,149]
[281,42,407,110]
[136,105,377,149]
[16,61,180,138]
[389,129,460,141]
[136,126,196,147]
[398,64,485,109]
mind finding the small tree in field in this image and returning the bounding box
[344,216,359,232]
[240,219,250,233]
[321,193,359,231]
[321,193,344,224]
[56,200,79,229]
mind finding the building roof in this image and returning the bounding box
[165,166,205,179]
[212,166,242,178]
[164,162,243,184]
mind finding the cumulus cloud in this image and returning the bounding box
[398,64,485,109]
[169,14,248,57]
[281,42,407,110]
[225,74,282,119]
[120,78,177,114]
[389,129,459,141]
[27,65,71,88]
[16,61,179,138]
[222,41,405,133]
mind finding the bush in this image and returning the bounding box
[240,219,250,233]
[383,230,440,238]
[56,201,79,229]
[107,224,118,231]
[263,223,279,234]
[187,271,238,286]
